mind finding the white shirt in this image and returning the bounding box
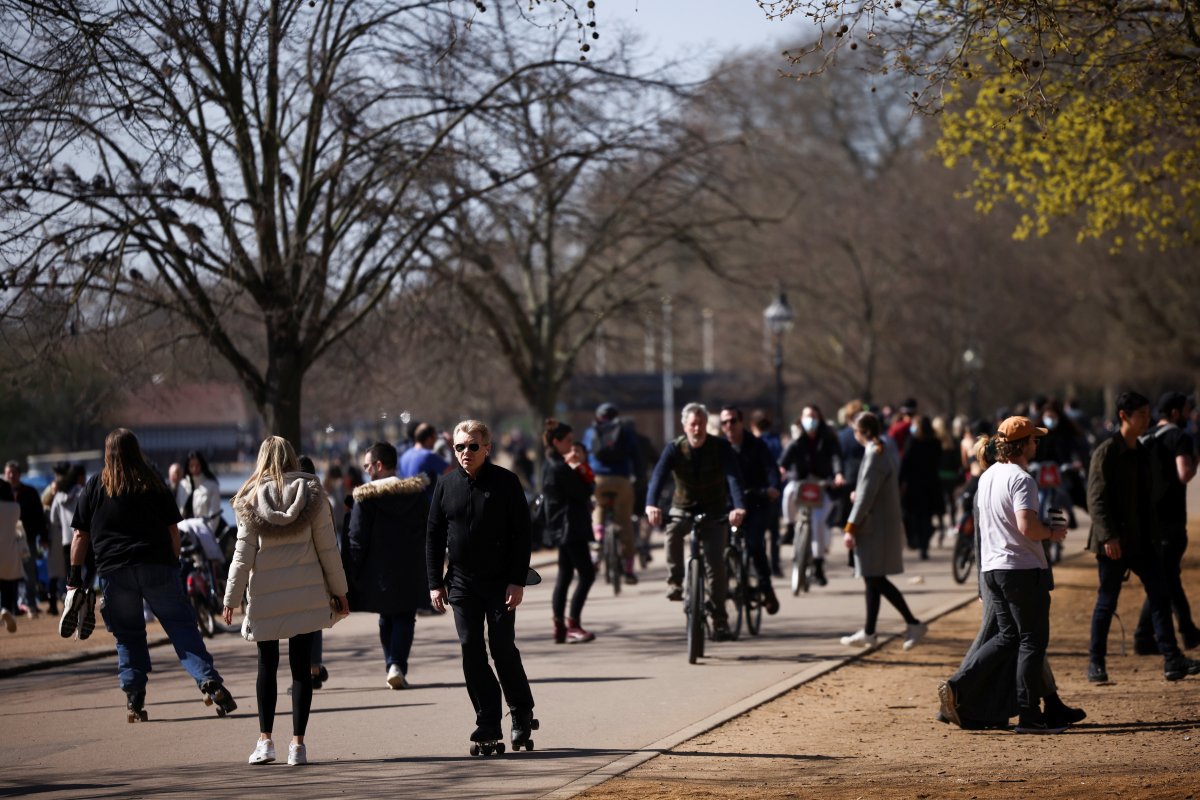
[977,462,1047,571]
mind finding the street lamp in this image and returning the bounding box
[962,346,983,419]
[763,289,795,428]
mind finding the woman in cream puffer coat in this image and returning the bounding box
[222,436,349,767]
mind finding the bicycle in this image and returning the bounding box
[790,479,828,596]
[596,490,622,596]
[728,525,762,636]
[951,511,975,585]
[681,510,737,663]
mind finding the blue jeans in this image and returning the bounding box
[99,563,222,694]
[379,610,417,674]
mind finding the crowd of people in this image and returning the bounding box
[2,386,1199,759]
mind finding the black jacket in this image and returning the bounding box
[779,426,843,482]
[1087,432,1158,557]
[347,475,430,613]
[541,452,593,548]
[730,431,780,509]
[426,462,531,588]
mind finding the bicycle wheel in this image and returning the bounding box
[724,548,743,641]
[686,560,704,664]
[605,523,622,596]
[743,550,762,636]
[792,517,813,595]
[952,537,974,584]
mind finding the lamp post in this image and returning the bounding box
[962,346,983,419]
[763,290,795,427]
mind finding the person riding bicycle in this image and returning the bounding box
[582,403,640,584]
[645,403,746,641]
[719,406,781,615]
[778,405,845,586]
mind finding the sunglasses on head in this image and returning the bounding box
[454,442,481,453]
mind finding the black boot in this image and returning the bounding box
[1043,693,1086,727]
[510,709,539,750]
[813,558,827,587]
[126,689,148,723]
[781,522,795,545]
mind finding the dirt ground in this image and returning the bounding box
[0,604,166,674]
[582,530,1200,800]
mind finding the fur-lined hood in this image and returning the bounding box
[234,472,326,538]
[352,474,428,502]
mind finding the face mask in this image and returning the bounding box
[801,417,818,433]
[1042,416,1058,430]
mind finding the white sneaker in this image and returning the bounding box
[1,609,16,633]
[839,629,878,647]
[248,738,275,765]
[288,742,307,766]
[386,664,408,690]
[903,622,928,651]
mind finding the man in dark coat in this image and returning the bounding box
[427,420,536,749]
[5,460,48,616]
[349,441,430,690]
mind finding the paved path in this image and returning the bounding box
[1,531,1080,800]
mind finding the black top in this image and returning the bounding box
[347,478,431,613]
[426,462,532,588]
[729,431,780,509]
[540,452,593,548]
[13,481,48,540]
[71,474,182,575]
[1151,424,1195,530]
[779,426,844,481]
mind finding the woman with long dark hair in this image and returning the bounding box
[178,450,221,520]
[840,412,927,649]
[542,419,596,644]
[223,436,349,766]
[66,428,236,722]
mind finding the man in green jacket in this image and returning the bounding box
[1086,391,1200,683]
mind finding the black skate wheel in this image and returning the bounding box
[203,695,214,706]
[531,719,540,731]
[524,740,534,751]
[470,745,480,756]
[215,706,227,718]
[497,743,505,754]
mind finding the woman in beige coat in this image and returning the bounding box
[223,437,349,767]
[840,411,926,650]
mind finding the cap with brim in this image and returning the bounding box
[997,416,1048,441]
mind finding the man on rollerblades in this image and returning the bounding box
[427,420,537,754]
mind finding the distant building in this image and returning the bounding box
[108,381,258,464]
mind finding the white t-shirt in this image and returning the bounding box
[977,462,1047,572]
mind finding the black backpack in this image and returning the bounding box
[592,420,626,467]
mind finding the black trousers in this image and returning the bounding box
[964,569,1050,711]
[1090,550,1181,659]
[1134,534,1199,644]
[552,538,595,622]
[449,576,534,729]
[257,632,315,737]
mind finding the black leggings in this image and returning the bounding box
[863,576,919,635]
[257,632,315,737]
[552,538,595,622]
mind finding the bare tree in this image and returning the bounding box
[0,0,613,445]
[419,17,765,427]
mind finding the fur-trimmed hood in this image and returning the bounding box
[352,474,428,503]
[234,472,326,538]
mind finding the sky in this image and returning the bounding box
[566,0,811,74]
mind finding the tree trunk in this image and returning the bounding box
[258,332,306,450]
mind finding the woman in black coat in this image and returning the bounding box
[542,419,596,644]
[899,415,945,560]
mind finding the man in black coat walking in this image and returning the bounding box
[427,420,536,750]
[349,441,430,690]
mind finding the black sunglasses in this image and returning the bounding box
[454,442,481,453]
